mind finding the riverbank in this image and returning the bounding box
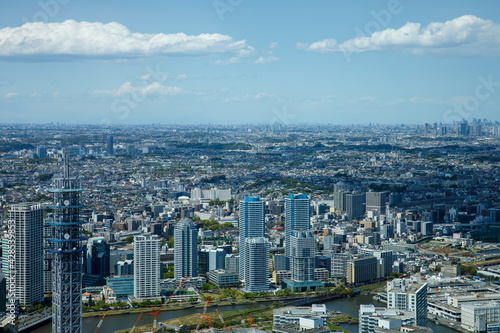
[113,305,275,333]
[82,296,305,319]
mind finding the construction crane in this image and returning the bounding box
[246,315,257,333]
[143,276,189,333]
[216,309,231,333]
[166,275,189,304]
[148,304,165,333]
[196,299,211,333]
[93,314,106,333]
[129,312,144,333]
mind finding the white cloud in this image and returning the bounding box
[94,82,182,97]
[224,92,274,102]
[4,92,18,98]
[300,15,500,57]
[270,42,278,49]
[140,74,151,80]
[176,74,187,80]
[0,20,255,61]
[253,52,279,64]
[215,57,241,65]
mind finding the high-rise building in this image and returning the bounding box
[7,203,44,306]
[174,218,198,279]
[208,248,226,271]
[373,250,395,278]
[331,253,351,278]
[47,153,85,333]
[290,230,315,282]
[134,234,161,301]
[272,254,288,272]
[106,136,113,155]
[243,237,270,293]
[380,224,394,240]
[126,144,135,155]
[387,278,428,326]
[0,274,6,312]
[333,191,350,213]
[346,193,365,219]
[346,255,378,285]
[285,194,310,269]
[86,237,110,276]
[36,147,47,159]
[239,196,264,279]
[225,254,239,274]
[366,192,387,215]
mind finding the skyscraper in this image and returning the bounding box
[387,278,428,326]
[174,218,198,279]
[7,202,44,306]
[86,237,110,276]
[243,237,270,293]
[239,196,264,279]
[290,230,315,282]
[285,193,310,269]
[106,136,113,155]
[47,153,85,333]
[134,234,161,301]
[366,191,387,214]
[346,193,365,219]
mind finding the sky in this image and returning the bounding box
[0,0,499,125]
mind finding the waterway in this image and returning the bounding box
[30,295,456,333]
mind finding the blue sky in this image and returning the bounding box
[1,0,499,125]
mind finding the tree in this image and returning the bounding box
[126,235,134,244]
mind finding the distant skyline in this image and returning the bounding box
[1,1,499,125]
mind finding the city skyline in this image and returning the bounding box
[1,1,499,125]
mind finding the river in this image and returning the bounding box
[30,295,456,333]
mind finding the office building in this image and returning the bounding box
[134,234,161,301]
[359,304,416,333]
[346,193,365,219]
[346,255,378,285]
[333,191,350,213]
[225,254,239,274]
[285,194,310,269]
[373,250,395,278]
[105,276,134,301]
[174,218,198,279]
[315,255,331,274]
[37,147,47,159]
[86,237,110,277]
[331,253,352,278]
[243,237,270,293]
[106,136,113,155]
[273,254,288,271]
[273,270,292,285]
[290,230,315,282]
[387,278,428,326]
[461,302,500,332]
[208,269,239,288]
[239,196,265,279]
[208,248,226,271]
[7,203,44,306]
[366,192,387,214]
[380,224,394,240]
[115,260,133,276]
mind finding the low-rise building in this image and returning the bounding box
[461,302,500,332]
[359,304,416,333]
[207,269,239,288]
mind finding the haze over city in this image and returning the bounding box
[1,1,499,124]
